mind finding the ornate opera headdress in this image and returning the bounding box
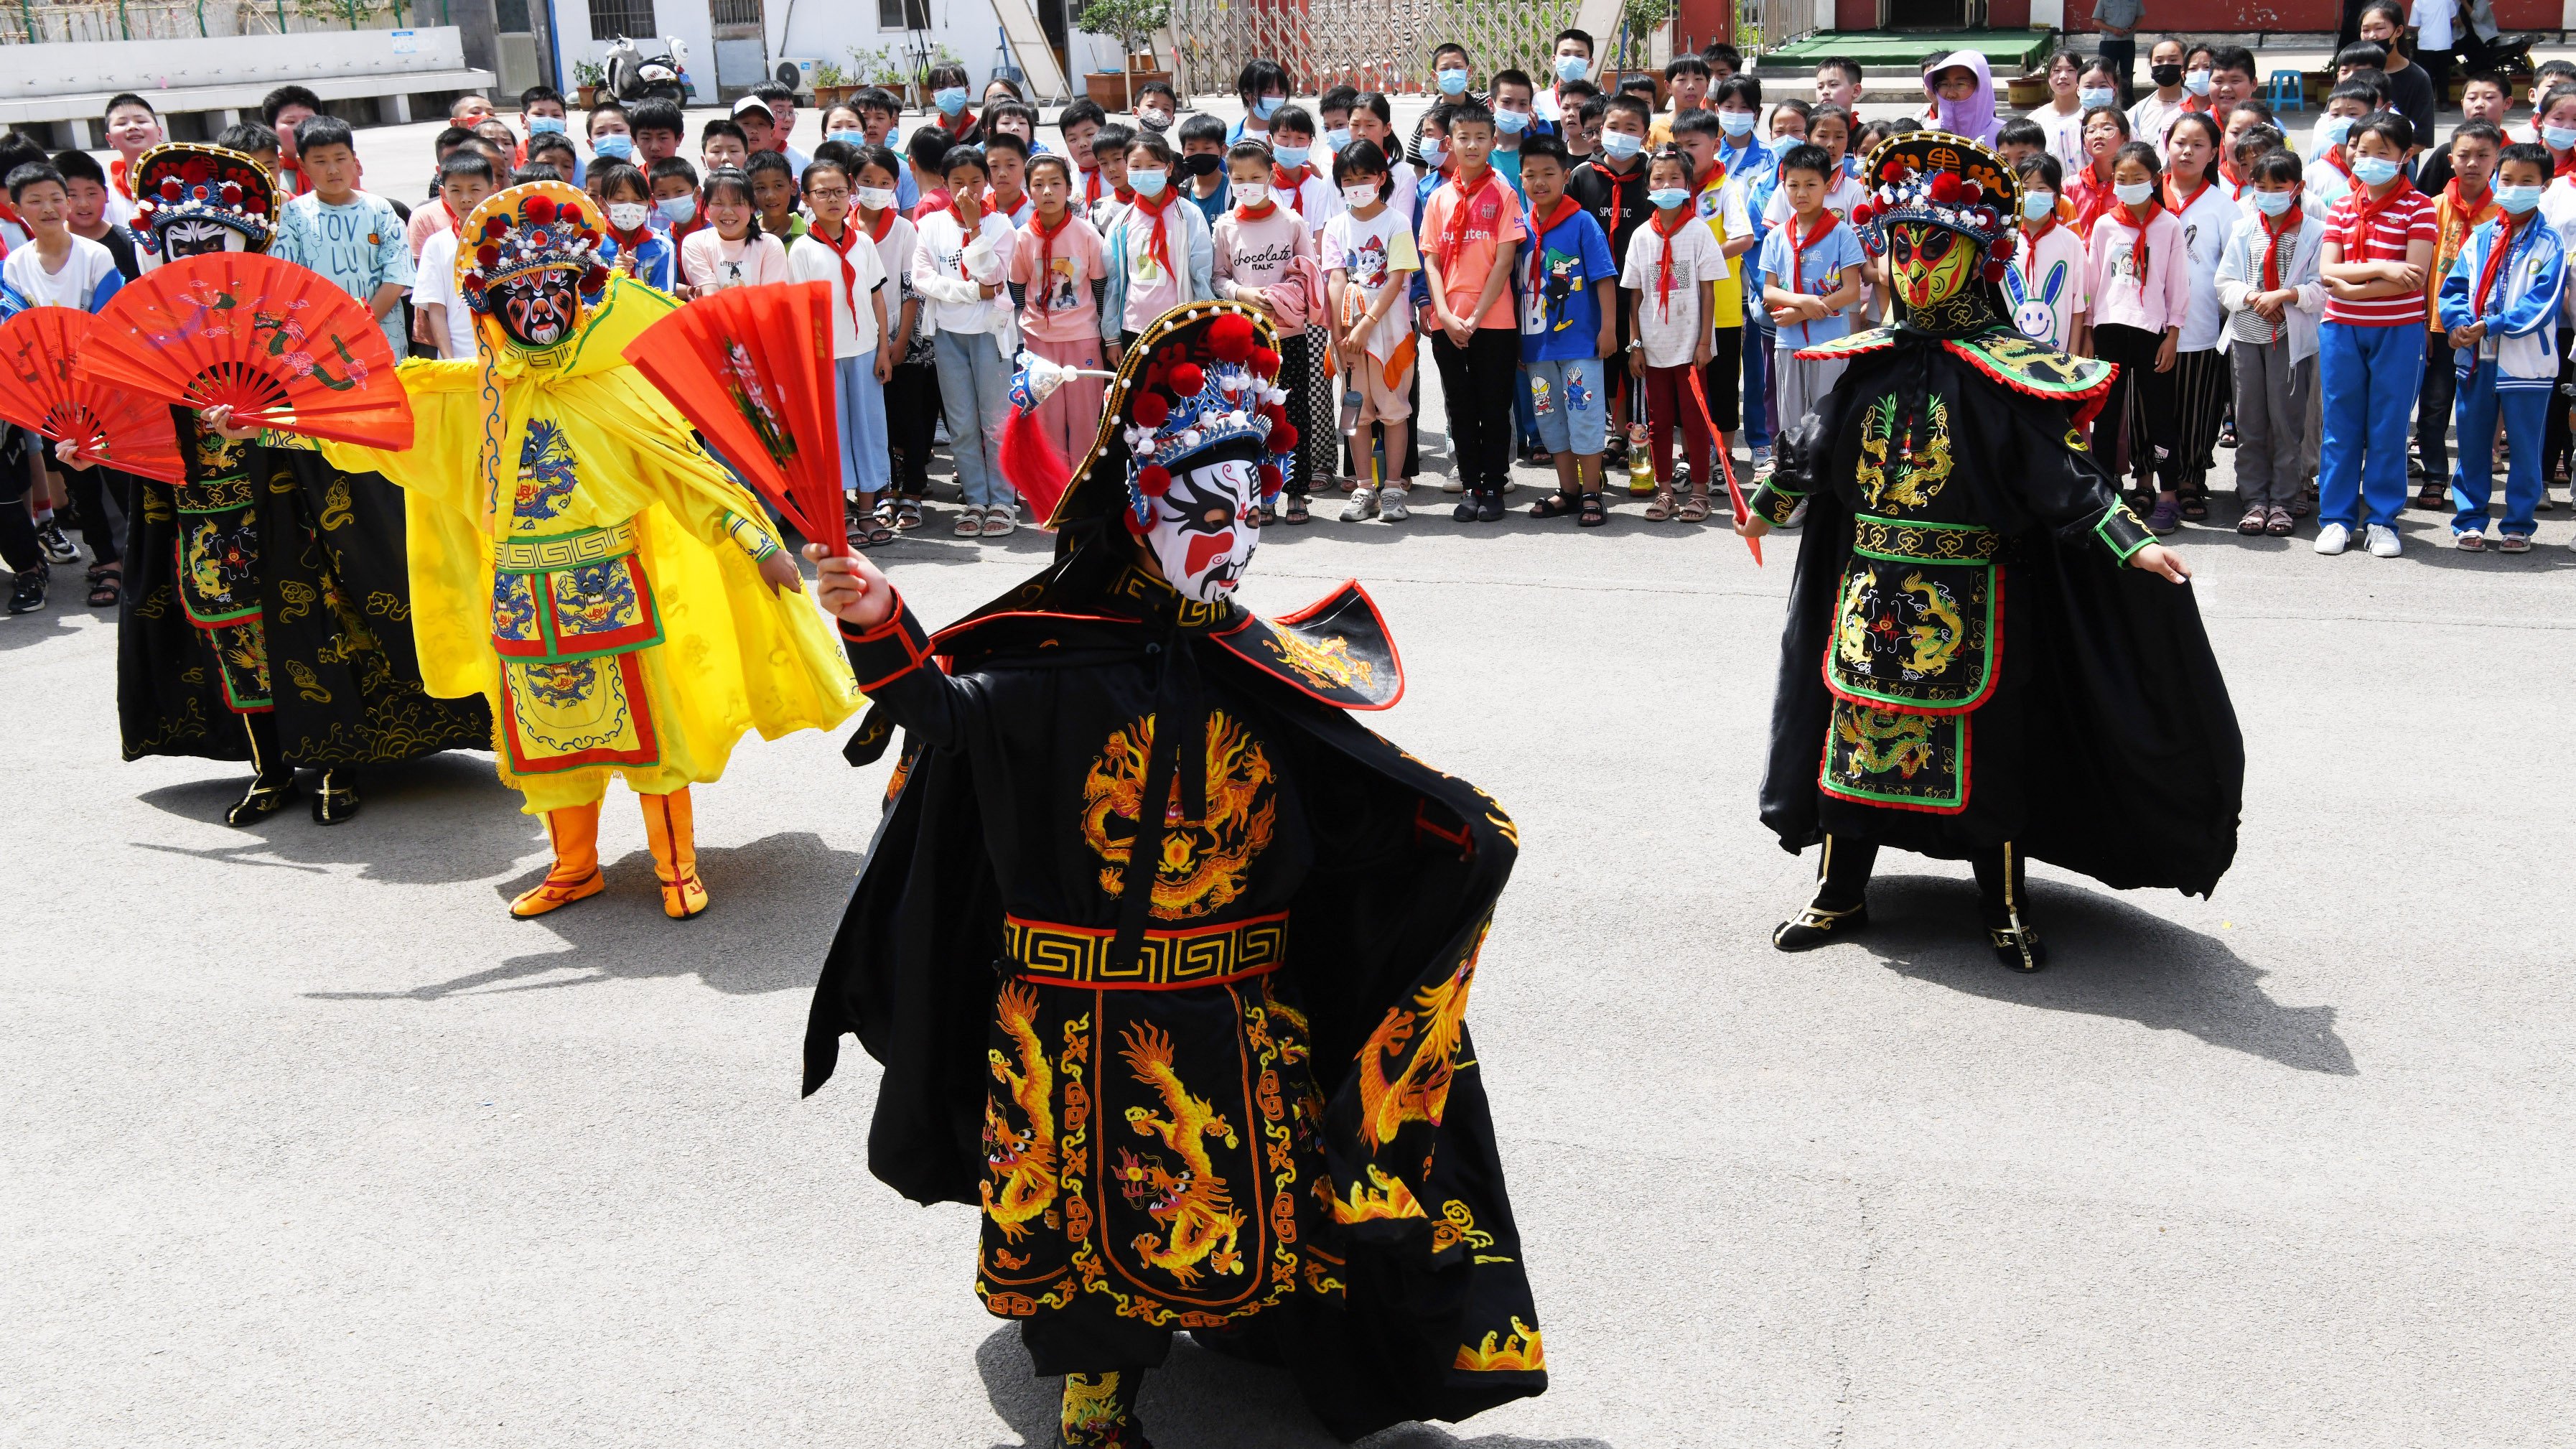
[1849,130,2022,283]
[999,299,1299,531]
[454,182,612,317]
[130,144,275,256]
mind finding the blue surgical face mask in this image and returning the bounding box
[529,116,566,135]
[1601,129,1643,159]
[827,128,865,146]
[2183,69,2213,96]
[1718,108,1756,137]
[1254,94,1284,120]
[2317,115,2355,148]
[2547,124,2576,152]
[1437,67,1469,96]
[658,195,696,224]
[1648,187,1689,210]
[1495,109,1529,136]
[2498,183,2544,214]
[2079,86,2115,111]
[2350,154,2402,187]
[1555,54,1590,83]
[2252,186,2298,216]
[935,87,969,116]
[2022,189,2056,219]
[1417,137,1447,167]
[1324,126,1351,150]
[1129,167,1168,197]
[1273,142,1310,167]
[591,134,633,160]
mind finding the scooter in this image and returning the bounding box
[605,35,691,104]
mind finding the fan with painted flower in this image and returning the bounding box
[0,307,185,483]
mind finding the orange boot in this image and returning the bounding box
[639,786,708,920]
[511,801,605,918]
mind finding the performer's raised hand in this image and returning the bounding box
[51,439,94,472]
[2129,541,2191,584]
[198,405,261,442]
[806,542,896,629]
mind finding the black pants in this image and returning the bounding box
[2546,338,2575,485]
[2416,331,2459,480]
[48,460,122,567]
[2098,36,2137,106]
[1699,326,1745,434]
[2093,322,2179,491]
[1,429,42,574]
[1432,326,1521,492]
[885,358,941,495]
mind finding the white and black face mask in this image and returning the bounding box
[152,218,249,264]
[1147,453,1262,603]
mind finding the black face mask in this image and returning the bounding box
[2151,63,2185,88]
[493,271,580,348]
[1178,152,1223,180]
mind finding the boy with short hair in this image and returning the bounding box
[1995,117,2049,169]
[1488,70,1538,200]
[259,84,322,197]
[1266,104,1339,235]
[2436,141,2562,550]
[587,101,635,168]
[630,98,685,168]
[2216,146,2323,535]
[1540,28,1595,125]
[732,95,780,161]
[1563,88,1603,158]
[1134,80,1179,136]
[1097,120,1150,226]
[702,118,750,173]
[1652,54,1713,145]
[412,151,499,360]
[649,155,704,242]
[2009,152,2089,350]
[1417,103,1526,521]
[100,92,160,226]
[2417,71,2510,193]
[746,149,805,241]
[984,132,1035,224]
[1318,85,1358,149]
[1,163,123,313]
[2306,82,2380,210]
[270,117,413,361]
[1674,108,1755,467]
[751,80,808,172]
[1512,134,1618,524]
[1758,143,1865,432]
[2314,113,2435,557]
[2414,118,2500,505]
[1814,57,1864,111]
[48,150,139,279]
[1059,98,1109,201]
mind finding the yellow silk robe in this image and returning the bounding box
[324,279,859,812]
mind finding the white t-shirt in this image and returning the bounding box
[2170,182,2241,352]
[2410,0,2455,51]
[1618,217,1728,368]
[411,228,478,358]
[787,228,890,356]
[2008,222,2091,348]
[1,234,121,310]
[1320,204,1421,363]
[1279,169,1342,238]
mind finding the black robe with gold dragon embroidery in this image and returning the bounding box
[1750,316,2244,895]
[117,411,490,766]
[803,539,1545,1443]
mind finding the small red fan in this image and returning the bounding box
[75,253,413,449]
[621,279,846,556]
[0,308,185,483]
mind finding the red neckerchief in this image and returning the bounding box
[108,156,136,202]
[991,186,1027,223]
[813,218,866,321]
[1082,167,1103,204]
[1112,185,1136,205]
[1030,206,1073,307]
[2117,197,2164,284]
[2068,161,2119,236]
[1526,194,1580,294]
[2320,146,2354,187]
[942,193,990,277]
[2162,174,2208,214]
[669,216,707,247]
[2473,208,2524,316]
[1649,206,1691,317]
[1130,185,1180,280]
[2555,146,2576,181]
[2341,174,2416,257]
[2439,180,2500,279]
[2260,203,2302,291]
[1436,165,1498,272]
[860,205,897,243]
[1235,197,1278,221]
[1787,206,1835,297]
[2020,214,2061,255]
[605,221,653,269]
[941,106,976,139]
[1272,162,1312,193]
[2218,157,2242,193]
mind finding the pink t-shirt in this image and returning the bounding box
[1211,203,1315,330]
[1009,212,1107,345]
[2083,205,2191,336]
[680,228,791,297]
[1418,169,1526,330]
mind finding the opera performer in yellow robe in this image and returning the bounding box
[209,181,859,919]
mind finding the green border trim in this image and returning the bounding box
[1826,564,1998,711]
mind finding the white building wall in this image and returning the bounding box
[543,0,720,103]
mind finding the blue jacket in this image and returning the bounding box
[2437,214,2565,387]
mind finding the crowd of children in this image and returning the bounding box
[6,22,2575,617]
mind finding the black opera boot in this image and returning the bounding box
[1773,835,1877,951]
[225,714,297,826]
[1974,842,2049,972]
[310,768,360,826]
[1058,1368,1152,1449]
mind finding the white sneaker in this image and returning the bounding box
[2314,522,2352,555]
[1339,488,1377,522]
[1501,478,1518,493]
[2364,523,2401,558]
[1440,475,1466,493]
[1378,487,1411,522]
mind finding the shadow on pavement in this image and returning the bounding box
[974,1325,1610,1449]
[134,752,533,886]
[1856,873,2357,1076]
[303,829,858,1000]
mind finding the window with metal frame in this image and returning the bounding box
[588,0,659,39]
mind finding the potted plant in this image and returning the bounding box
[1075,0,1172,111]
[812,60,849,107]
[573,59,605,108]
[1604,0,1674,96]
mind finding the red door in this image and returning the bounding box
[1836,0,1880,31]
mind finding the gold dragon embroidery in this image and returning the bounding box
[1115,1022,1246,1287]
[1081,710,1277,920]
[981,981,1058,1243]
[1900,574,1965,676]
[1455,1318,1546,1373]
[1356,954,1476,1150]
[1834,707,1938,780]
[1331,1164,1427,1224]
[1857,394,1954,511]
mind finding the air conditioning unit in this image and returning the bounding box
[774,57,823,95]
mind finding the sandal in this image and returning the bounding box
[1677,490,1712,523]
[2264,506,2295,536]
[2454,530,2487,551]
[893,498,923,531]
[1526,488,1583,520]
[85,564,121,607]
[852,519,897,549]
[1282,494,1310,524]
[953,508,984,538]
[2179,493,2208,522]
[2236,506,2267,536]
[2499,532,2533,552]
[1643,488,1676,522]
[1577,491,1608,527]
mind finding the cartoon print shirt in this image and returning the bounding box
[1514,205,1616,364]
[2008,221,2091,349]
[1320,205,1421,364]
[271,190,415,361]
[1008,213,1108,345]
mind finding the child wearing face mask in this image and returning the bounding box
[2158,113,2241,524]
[2414,119,2502,510]
[913,146,1024,537]
[785,155,897,546]
[853,147,935,526]
[1009,152,1111,491]
[2216,147,2325,536]
[648,156,703,246]
[1619,146,1726,521]
[2304,84,2378,210]
[1100,134,1216,354]
[1324,139,1423,519]
[1231,57,1290,144]
[588,160,676,291]
[1430,44,1481,106]
[2127,36,2191,157]
[1487,71,1538,202]
[1174,115,1231,227]
[1213,141,1322,521]
[1265,105,1340,236]
[2313,112,2437,558]
[2081,140,2190,521]
[2010,154,2091,351]
[2436,141,2564,551]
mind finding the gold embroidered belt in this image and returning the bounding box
[495,518,639,574]
[1851,513,2001,565]
[1003,910,1287,989]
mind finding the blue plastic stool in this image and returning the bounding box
[2267,70,2307,112]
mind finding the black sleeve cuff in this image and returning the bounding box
[2089,502,2153,562]
[1750,480,1806,526]
[839,592,936,692]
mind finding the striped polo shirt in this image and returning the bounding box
[2323,185,2437,327]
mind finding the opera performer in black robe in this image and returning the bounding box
[103,144,487,825]
[1737,132,2244,970]
[801,301,1546,1448]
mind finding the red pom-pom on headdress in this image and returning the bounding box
[1269,422,1299,454]
[1259,462,1283,492]
[1928,172,1964,203]
[1250,346,1280,379]
[1137,465,1172,497]
[1208,312,1256,363]
[525,195,557,224]
[1167,362,1205,396]
[1133,392,1170,427]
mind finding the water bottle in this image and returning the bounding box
[1341,383,1363,437]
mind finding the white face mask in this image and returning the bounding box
[853,186,897,211]
[1147,454,1262,602]
[2113,180,2155,206]
[1233,181,1270,208]
[607,201,651,230]
[1342,182,1381,207]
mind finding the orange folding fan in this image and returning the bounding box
[622,279,846,555]
[76,252,412,449]
[0,308,184,483]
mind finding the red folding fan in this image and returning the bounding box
[0,308,184,483]
[622,279,846,555]
[75,253,413,449]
